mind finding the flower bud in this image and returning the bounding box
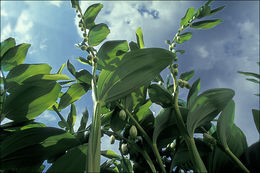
[173,64,178,69]
[173,68,178,76]
[176,36,180,42]
[178,79,184,88]
[170,142,175,149]
[81,45,88,50]
[77,14,81,18]
[192,16,196,20]
[121,144,128,155]
[129,125,137,139]
[93,57,98,63]
[119,110,126,121]
[83,33,87,37]
[110,135,115,144]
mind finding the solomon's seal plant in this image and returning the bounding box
[0,0,259,172]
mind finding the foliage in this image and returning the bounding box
[0,0,258,172]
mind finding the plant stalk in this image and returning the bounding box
[125,109,166,173]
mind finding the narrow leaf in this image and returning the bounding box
[67,103,77,133]
[181,8,195,26]
[136,27,145,49]
[252,109,260,134]
[238,71,260,79]
[77,109,89,132]
[83,3,103,29]
[180,70,195,81]
[246,78,259,84]
[67,60,76,76]
[187,78,201,109]
[209,5,225,16]
[101,150,121,160]
[57,63,66,74]
[191,19,223,29]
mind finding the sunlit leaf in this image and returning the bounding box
[196,5,211,19]
[0,37,16,57]
[176,32,192,44]
[67,60,76,76]
[88,23,110,46]
[67,103,77,133]
[97,48,174,103]
[191,19,223,29]
[83,3,103,29]
[59,83,90,110]
[57,63,66,74]
[186,88,235,137]
[75,69,92,84]
[1,43,31,71]
[180,8,195,26]
[136,27,145,49]
[180,70,195,81]
[136,100,152,122]
[101,150,121,160]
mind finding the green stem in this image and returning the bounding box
[124,109,166,173]
[225,148,249,173]
[52,105,66,123]
[173,85,207,172]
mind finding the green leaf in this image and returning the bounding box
[136,100,152,122]
[57,63,66,74]
[136,27,145,49]
[1,121,46,132]
[59,83,90,110]
[0,37,16,57]
[187,78,201,109]
[47,144,87,172]
[1,43,31,71]
[217,100,235,149]
[191,19,223,29]
[77,109,89,132]
[205,0,213,6]
[148,84,173,108]
[180,70,195,81]
[0,127,80,169]
[129,41,139,51]
[23,74,71,82]
[6,64,52,93]
[83,3,103,29]
[71,0,79,8]
[75,69,92,84]
[88,23,110,46]
[252,109,260,134]
[97,40,129,70]
[180,8,195,26]
[3,80,61,122]
[67,103,77,133]
[246,78,259,84]
[196,5,211,19]
[67,60,76,76]
[209,5,225,16]
[176,32,192,44]
[186,88,235,137]
[238,71,260,79]
[76,57,91,65]
[97,48,174,103]
[101,150,121,160]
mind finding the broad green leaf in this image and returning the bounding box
[0,37,16,57]
[186,88,235,137]
[83,3,103,29]
[67,103,76,133]
[0,121,46,132]
[148,84,173,108]
[75,69,92,84]
[191,19,223,29]
[180,70,195,81]
[71,0,79,8]
[136,100,152,122]
[180,8,195,26]
[88,23,110,46]
[176,32,192,44]
[129,41,139,51]
[97,48,174,103]
[136,27,145,49]
[47,144,87,172]
[67,60,76,76]
[97,40,129,70]
[246,78,259,84]
[187,78,201,109]
[1,43,31,71]
[238,71,260,79]
[57,63,66,74]
[252,109,260,134]
[209,5,225,16]
[59,83,90,110]
[0,127,80,169]
[196,5,211,19]
[101,150,121,160]
[6,64,52,93]
[217,100,235,149]
[3,80,61,122]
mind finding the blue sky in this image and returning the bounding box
[1,0,259,154]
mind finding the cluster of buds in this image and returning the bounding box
[171,64,179,76]
[177,79,191,89]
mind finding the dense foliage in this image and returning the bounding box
[0,0,259,172]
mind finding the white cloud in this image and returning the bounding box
[15,10,33,34]
[1,9,8,17]
[196,46,209,58]
[40,111,57,122]
[1,24,12,41]
[49,1,62,7]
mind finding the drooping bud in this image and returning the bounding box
[110,135,115,144]
[129,125,137,139]
[192,16,196,20]
[173,64,178,69]
[121,144,128,155]
[173,68,178,76]
[81,45,88,51]
[119,110,126,121]
[178,79,185,88]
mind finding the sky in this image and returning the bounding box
[1,0,259,164]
